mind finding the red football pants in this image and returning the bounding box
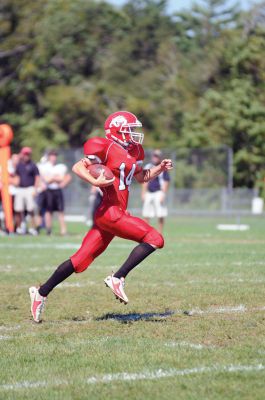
[71,206,164,273]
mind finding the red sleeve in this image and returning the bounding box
[83,137,109,163]
[136,144,145,163]
[132,144,145,174]
[129,144,145,162]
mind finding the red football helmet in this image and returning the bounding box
[104,111,144,146]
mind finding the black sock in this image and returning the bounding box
[114,243,155,279]
[39,259,75,297]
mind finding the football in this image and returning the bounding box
[88,163,114,181]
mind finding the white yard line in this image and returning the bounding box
[172,261,265,268]
[0,243,132,250]
[183,305,265,316]
[0,243,80,250]
[67,337,113,346]
[6,276,265,288]
[16,281,98,289]
[86,364,265,384]
[164,341,214,350]
[29,266,55,272]
[28,265,115,272]
[0,265,13,272]
[0,335,12,340]
[57,282,96,288]
[187,278,265,284]
[0,364,264,390]
[0,325,21,332]
[0,380,67,390]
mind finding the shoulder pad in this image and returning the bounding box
[83,137,110,162]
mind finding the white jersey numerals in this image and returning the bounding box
[119,162,136,191]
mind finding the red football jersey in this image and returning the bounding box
[83,137,144,210]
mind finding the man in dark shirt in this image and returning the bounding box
[142,150,170,234]
[14,147,40,234]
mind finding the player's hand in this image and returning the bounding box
[160,159,173,171]
[94,170,115,187]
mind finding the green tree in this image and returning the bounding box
[0,0,264,186]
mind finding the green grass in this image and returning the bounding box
[0,216,265,400]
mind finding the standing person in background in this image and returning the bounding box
[14,147,40,235]
[36,154,49,233]
[142,150,170,234]
[43,150,72,236]
[8,153,20,230]
[0,153,19,233]
[88,186,103,226]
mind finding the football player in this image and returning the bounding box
[29,111,173,322]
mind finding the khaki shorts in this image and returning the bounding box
[142,190,168,218]
[14,187,36,213]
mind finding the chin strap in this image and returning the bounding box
[110,135,129,147]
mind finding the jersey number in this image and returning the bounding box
[119,163,136,191]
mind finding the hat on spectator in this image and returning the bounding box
[20,147,32,155]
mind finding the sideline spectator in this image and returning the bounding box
[88,186,103,226]
[0,153,20,233]
[14,147,40,235]
[8,153,20,199]
[142,149,170,234]
[36,154,49,232]
[8,153,20,230]
[41,150,72,235]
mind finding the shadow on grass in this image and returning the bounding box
[96,310,175,324]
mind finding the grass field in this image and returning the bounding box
[0,216,265,400]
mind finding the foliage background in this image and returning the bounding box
[0,0,264,188]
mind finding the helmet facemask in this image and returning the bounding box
[119,123,144,145]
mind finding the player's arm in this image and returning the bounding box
[72,158,114,187]
[9,173,19,186]
[162,170,170,194]
[135,159,173,184]
[162,180,170,193]
[34,174,41,191]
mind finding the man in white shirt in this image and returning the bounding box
[40,150,71,235]
[142,150,170,234]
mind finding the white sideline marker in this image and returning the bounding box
[216,224,249,231]
[0,364,264,390]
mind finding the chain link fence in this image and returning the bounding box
[58,146,260,217]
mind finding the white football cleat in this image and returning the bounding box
[104,275,128,304]
[29,287,46,323]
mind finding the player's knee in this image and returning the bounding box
[70,255,93,273]
[143,229,164,249]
